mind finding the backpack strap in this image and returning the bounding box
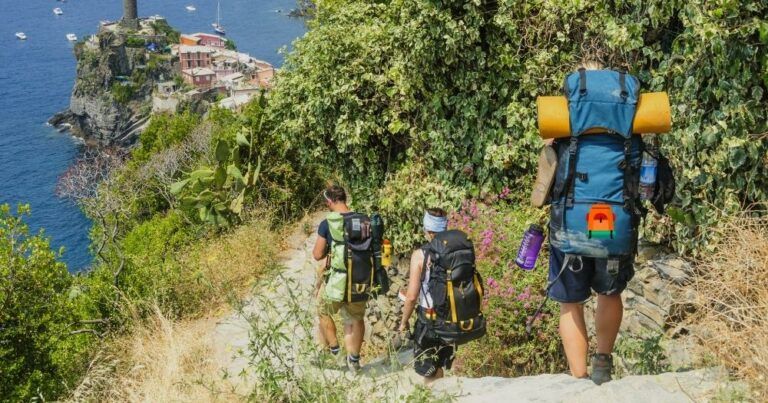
[618,70,628,101]
[552,137,579,203]
[578,67,587,96]
[564,136,579,208]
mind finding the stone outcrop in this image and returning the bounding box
[50,26,174,146]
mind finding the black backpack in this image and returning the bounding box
[419,230,486,345]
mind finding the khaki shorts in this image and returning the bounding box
[317,286,367,324]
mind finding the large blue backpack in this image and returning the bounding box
[549,69,645,258]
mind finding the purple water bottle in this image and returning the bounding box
[515,224,545,270]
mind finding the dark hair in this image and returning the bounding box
[426,207,447,217]
[323,185,347,203]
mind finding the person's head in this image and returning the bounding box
[322,185,347,211]
[578,60,604,71]
[423,207,448,240]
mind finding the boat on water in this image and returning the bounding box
[66,33,77,41]
[53,7,63,15]
[212,1,226,35]
[186,5,196,11]
[15,32,27,40]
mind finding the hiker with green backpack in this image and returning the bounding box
[399,208,486,384]
[313,185,389,372]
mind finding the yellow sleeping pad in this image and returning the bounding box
[537,92,672,138]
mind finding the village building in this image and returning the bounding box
[182,67,216,89]
[179,45,213,70]
[190,33,227,48]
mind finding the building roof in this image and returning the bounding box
[180,34,201,43]
[179,45,215,54]
[190,32,225,41]
[220,72,244,82]
[183,67,216,76]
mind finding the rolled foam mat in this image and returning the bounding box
[537,92,672,138]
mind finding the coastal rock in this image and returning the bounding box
[53,24,175,146]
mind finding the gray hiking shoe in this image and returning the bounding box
[347,355,362,373]
[591,353,613,385]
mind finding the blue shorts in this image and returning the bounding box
[547,247,635,303]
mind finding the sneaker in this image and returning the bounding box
[347,355,362,373]
[590,353,613,385]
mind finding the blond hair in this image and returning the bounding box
[579,60,604,71]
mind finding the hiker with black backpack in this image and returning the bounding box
[534,62,674,385]
[398,208,486,384]
[313,185,391,372]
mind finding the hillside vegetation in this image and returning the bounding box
[2,0,767,400]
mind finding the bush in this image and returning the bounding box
[445,196,565,377]
[124,36,145,48]
[111,82,134,105]
[267,0,768,254]
[688,211,768,399]
[0,205,92,400]
[132,111,201,164]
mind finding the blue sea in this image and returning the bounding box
[0,0,306,272]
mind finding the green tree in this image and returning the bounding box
[0,205,91,400]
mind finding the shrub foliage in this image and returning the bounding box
[268,0,768,252]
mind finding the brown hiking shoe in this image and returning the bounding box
[591,353,613,385]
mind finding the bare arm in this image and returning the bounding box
[312,236,328,261]
[399,249,424,332]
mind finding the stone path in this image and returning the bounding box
[208,213,732,402]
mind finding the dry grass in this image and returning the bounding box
[69,306,241,402]
[689,211,768,399]
[69,216,284,402]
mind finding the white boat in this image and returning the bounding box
[15,32,27,40]
[185,5,196,11]
[53,7,63,15]
[212,1,225,35]
[66,33,77,41]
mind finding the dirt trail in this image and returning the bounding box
[208,214,731,402]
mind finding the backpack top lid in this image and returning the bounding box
[564,69,640,138]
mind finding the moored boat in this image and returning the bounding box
[15,32,27,40]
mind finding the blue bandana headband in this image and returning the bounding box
[423,211,448,233]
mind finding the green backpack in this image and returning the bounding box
[323,212,376,303]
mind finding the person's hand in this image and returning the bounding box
[398,322,408,333]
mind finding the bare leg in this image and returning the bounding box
[424,367,444,386]
[595,294,623,354]
[344,319,365,356]
[319,315,338,348]
[559,302,589,378]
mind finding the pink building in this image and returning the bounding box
[182,67,216,89]
[179,45,213,70]
[190,33,226,48]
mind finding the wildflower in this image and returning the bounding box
[486,277,498,289]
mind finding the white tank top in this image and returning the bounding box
[419,254,433,309]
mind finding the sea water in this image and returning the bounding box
[0,0,306,271]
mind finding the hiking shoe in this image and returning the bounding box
[591,353,613,385]
[347,355,362,373]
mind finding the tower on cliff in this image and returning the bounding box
[121,0,139,29]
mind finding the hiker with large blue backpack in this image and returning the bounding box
[534,63,674,385]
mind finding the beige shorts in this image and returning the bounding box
[317,287,367,324]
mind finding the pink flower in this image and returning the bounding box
[486,277,498,289]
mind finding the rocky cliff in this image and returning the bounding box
[50,25,175,146]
